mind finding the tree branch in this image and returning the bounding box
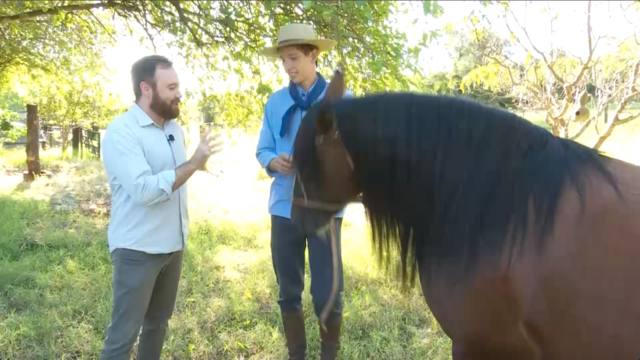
[168,0,204,47]
[0,2,129,24]
[567,1,594,89]
[617,111,640,125]
[569,117,594,140]
[506,6,565,84]
[593,58,640,149]
[87,10,117,43]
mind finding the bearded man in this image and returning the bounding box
[100,55,222,360]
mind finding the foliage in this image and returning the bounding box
[9,58,122,152]
[0,88,23,113]
[1,3,122,136]
[200,90,266,131]
[0,108,24,143]
[1,0,435,130]
[424,23,516,108]
[0,108,20,125]
[1,127,26,143]
[0,1,114,75]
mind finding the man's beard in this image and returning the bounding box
[150,89,180,120]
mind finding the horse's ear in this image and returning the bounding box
[315,104,335,135]
[315,67,343,135]
[323,67,345,103]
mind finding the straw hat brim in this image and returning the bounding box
[262,38,337,57]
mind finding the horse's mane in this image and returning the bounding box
[317,93,617,284]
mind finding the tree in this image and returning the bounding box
[12,55,123,154]
[1,1,440,132]
[2,1,425,93]
[466,1,640,148]
[447,24,517,108]
[0,1,114,75]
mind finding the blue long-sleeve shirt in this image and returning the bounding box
[256,80,346,219]
[101,104,188,253]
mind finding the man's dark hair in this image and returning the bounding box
[293,44,318,56]
[131,55,173,101]
[292,44,319,66]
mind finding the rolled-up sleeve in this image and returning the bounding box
[103,125,175,206]
[256,109,278,177]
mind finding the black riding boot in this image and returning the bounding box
[319,315,342,360]
[282,310,306,360]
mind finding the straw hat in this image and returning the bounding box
[262,23,336,57]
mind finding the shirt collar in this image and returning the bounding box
[131,103,167,128]
[295,76,319,98]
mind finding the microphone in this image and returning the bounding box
[167,134,175,143]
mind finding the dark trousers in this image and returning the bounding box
[100,249,183,360]
[271,215,344,318]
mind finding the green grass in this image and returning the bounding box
[0,146,64,172]
[0,151,451,359]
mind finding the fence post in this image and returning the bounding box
[93,125,101,159]
[24,104,41,181]
[72,127,83,158]
[42,124,50,150]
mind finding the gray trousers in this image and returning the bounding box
[100,248,183,360]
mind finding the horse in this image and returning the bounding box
[290,70,640,359]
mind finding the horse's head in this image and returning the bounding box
[291,69,359,233]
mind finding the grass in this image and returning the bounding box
[0,148,451,359]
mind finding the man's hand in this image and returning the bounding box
[191,129,224,170]
[173,129,224,191]
[268,153,293,175]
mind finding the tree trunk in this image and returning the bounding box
[25,104,41,181]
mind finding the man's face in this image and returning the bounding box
[279,46,317,85]
[148,66,181,120]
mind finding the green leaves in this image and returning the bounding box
[422,0,443,17]
[2,0,433,129]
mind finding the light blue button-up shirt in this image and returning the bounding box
[256,80,346,219]
[101,104,188,254]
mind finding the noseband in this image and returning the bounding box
[293,171,346,212]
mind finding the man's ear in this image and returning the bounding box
[323,67,345,103]
[140,80,153,98]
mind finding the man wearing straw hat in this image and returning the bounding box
[256,23,346,360]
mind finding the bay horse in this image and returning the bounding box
[290,70,640,359]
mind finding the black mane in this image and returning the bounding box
[296,93,617,284]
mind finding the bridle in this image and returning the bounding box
[289,126,360,332]
[291,136,355,213]
[292,171,347,212]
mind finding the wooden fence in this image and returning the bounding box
[42,124,101,159]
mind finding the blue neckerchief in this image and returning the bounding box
[279,72,327,137]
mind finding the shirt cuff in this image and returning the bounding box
[260,153,278,177]
[158,169,176,194]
